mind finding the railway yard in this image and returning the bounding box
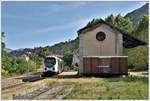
[1,71,148,100]
[1,72,76,100]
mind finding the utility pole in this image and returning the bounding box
[34,53,37,72]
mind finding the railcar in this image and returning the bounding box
[43,56,63,74]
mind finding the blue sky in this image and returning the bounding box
[2,1,147,50]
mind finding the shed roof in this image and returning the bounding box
[77,19,147,48]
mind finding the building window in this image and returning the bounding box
[96,32,106,41]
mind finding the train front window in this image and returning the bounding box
[44,58,56,67]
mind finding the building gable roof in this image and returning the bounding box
[77,19,147,48]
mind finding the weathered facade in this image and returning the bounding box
[78,19,146,75]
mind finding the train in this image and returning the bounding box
[43,56,64,75]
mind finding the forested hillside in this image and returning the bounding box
[49,38,79,55]
[125,3,148,25]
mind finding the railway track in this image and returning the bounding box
[2,74,44,90]
[2,72,74,100]
[13,85,74,100]
[2,72,58,91]
[2,82,26,90]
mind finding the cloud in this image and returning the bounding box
[2,2,88,21]
[37,17,91,33]
[12,17,90,39]
[47,2,87,13]
[13,13,106,39]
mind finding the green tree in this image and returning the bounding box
[63,51,73,67]
[105,14,115,25]
[1,32,37,76]
[9,58,19,74]
[15,60,36,74]
[38,48,52,58]
[87,18,101,27]
[1,32,11,75]
[87,14,133,34]
[111,14,148,69]
[134,15,148,39]
[124,15,148,69]
[114,14,133,33]
[35,55,43,69]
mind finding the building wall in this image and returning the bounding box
[83,56,128,75]
[79,34,84,74]
[117,33,123,55]
[82,24,123,56]
[79,24,123,74]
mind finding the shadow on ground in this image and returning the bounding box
[51,74,80,79]
[105,75,148,84]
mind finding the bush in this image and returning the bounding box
[1,69,9,77]
[17,60,36,74]
[71,63,78,71]
[28,61,36,72]
[124,45,148,70]
[7,58,37,75]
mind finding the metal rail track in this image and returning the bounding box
[2,82,26,90]
[13,85,73,100]
[2,74,44,90]
[2,72,58,91]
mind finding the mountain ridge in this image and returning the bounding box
[125,3,148,25]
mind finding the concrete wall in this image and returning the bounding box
[79,34,84,74]
[78,24,123,74]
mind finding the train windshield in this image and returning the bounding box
[44,57,56,67]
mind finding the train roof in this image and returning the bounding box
[45,55,63,61]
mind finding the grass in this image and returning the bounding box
[46,75,148,99]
